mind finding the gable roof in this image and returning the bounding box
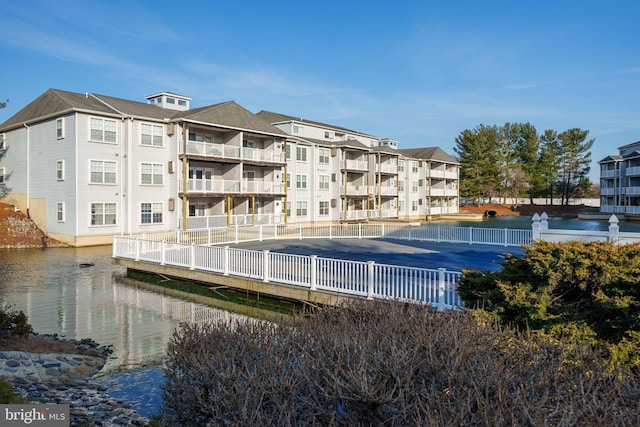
[256,110,378,139]
[598,155,623,163]
[178,102,287,137]
[0,89,287,137]
[398,147,458,164]
[0,89,117,131]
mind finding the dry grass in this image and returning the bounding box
[0,335,88,355]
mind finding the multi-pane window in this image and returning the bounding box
[57,202,65,222]
[398,181,405,192]
[286,173,291,189]
[188,132,213,143]
[0,133,5,151]
[296,174,307,189]
[411,162,419,173]
[411,181,418,192]
[319,175,330,190]
[91,202,117,225]
[141,163,163,185]
[399,200,405,212]
[90,160,117,184]
[56,160,64,181]
[296,201,308,217]
[293,125,303,135]
[56,118,64,139]
[285,144,291,159]
[398,160,404,172]
[90,118,117,143]
[296,146,307,161]
[141,202,163,224]
[319,201,329,216]
[324,131,334,140]
[319,148,330,163]
[286,202,291,217]
[141,123,163,146]
[412,200,419,212]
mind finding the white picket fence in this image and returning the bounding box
[112,235,464,310]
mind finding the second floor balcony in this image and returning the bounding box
[341,185,370,196]
[180,179,285,195]
[183,141,284,164]
[342,159,368,171]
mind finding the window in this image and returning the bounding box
[286,173,291,189]
[56,118,64,139]
[141,163,163,185]
[411,181,418,192]
[0,167,5,185]
[398,181,404,192]
[90,160,117,184]
[412,162,418,173]
[319,201,329,216]
[296,201,308,217]
[319,148,330,164]
[188,132,213,143]
[296,146,307,161]
[91,202,117,226]
[399,200,405,212]
[57,202,65,222]
[324,131,334,140]
[296,174,307,189]
[398,160,404,172]
[412,200,419,212]
[319,175,330,190]
[166,97,175,104]
[141,123,163,146]
[141,202,163,224]
[285,144,291,159]
[293,125,303,135]
[178,99,187,107]
[0,133,5,151]
[56,160,64,181]
[90,118,117,143]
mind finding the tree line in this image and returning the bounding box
[454,123,593,206]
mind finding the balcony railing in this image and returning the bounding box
[375,163,397,174]
[600,169,617,178]
[184,142,283,163]
[180,179,284,195]
[345,210,369,220]
[624,186,640,196]
[181,213,285,229]
[600,187,615,196]
[429,188,458,197]
[342,159,368,171]
[341,185,370,196]
[625,166,640,177]
[428,169,458,179]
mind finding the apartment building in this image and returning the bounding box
[0,89,459,246]
[599,141,640,216]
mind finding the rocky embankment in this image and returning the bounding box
[0,202,67,248]
[1,334,149,426]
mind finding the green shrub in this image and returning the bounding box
[458,240,640,369]
[0,378,29,404]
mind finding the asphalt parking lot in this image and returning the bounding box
[231,238,526,272]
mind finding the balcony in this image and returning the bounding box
[377,186,397,196]
[600,169,617,178]
[182,213,285,229]
[183,142,283,164]
[625,166,640,177]
[344,210,368,220]
[429,188,458,197]
[427,169,458,179]
[180,179,284,195]
[342,159,368,171]
[341,185,370,196]
[375,163,397,174]
[599,187,615,196]
[625,186,640,196]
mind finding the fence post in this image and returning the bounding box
[223,246,229,276]
[263,250,270,282]
[259,225,263,242]
[299,224,303,240]
[469,227,473,245]
[235,224,239,244]
[437,268,446,311]
[329,224,333,240]
[381,223,385,239]
[503,228,508,247]
[160,241,166,265]
[367,261,375,300]
[608,215,619,244]
[359,223,362,239]
[408,224,412,241]
[531,213,540,240]
[540,212,548,230]
[310,255,317,291]
[135,238,140,261]
[190,243,196,270]
[208,228,212,246]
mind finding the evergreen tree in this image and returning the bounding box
[454,125,500,204]
[557,128,593,205]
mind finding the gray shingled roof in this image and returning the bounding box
[178,102,287,137]
[256,110,377,138]
[0,89,117,131]
[1,89,288,137]
[598,155,623,163]
[398,147,458,163]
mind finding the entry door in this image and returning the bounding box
[243,170,255,193]
[189,168,204,191]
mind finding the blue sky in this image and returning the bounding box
[1,0,639,183]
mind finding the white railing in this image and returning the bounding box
[625,166,640,176]
[624,186,640,196]
[112,236,463,310]
[184,142,282,163]
[341,185,370,196]
[345,210,369,221]
[138,223,531,248]
[180,213,285,229]
[376,163,397,174]
[343,159,368,171]
[180,179,284,195]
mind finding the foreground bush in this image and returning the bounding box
[458,240,640,369]
[160,301,640,426]
[0,305,32,339]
